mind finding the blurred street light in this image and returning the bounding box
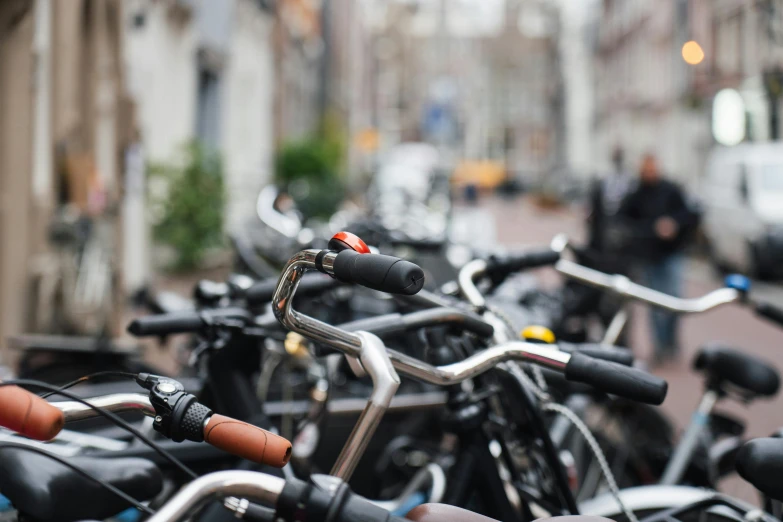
[681,40,705,65]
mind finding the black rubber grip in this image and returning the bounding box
[388,237,445,252]
[755,301,783,329]
[564,352,668,405]
[127,308,253,337]
[245,272,339,306]
[243,277,280,306]
[736,438,783,502]
[340,314,405,335]
[127,312,203,337]
[332,250,424,295]
[339,308,494,339]
[486,249,560,276]
[558,343,634,366]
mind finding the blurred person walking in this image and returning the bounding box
[587,147,634,259]
[579,148,635,345]
[619,154,699,364]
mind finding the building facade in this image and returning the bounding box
[592,0,783,187]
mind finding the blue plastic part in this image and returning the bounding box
[114,508,142,522]
[391,491,427,517]
[0,494,11,511]
[725,274,751,293]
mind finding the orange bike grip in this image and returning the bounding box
[0,385,65,440]
[203,414,292,467]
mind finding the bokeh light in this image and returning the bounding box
[682,40,705,65]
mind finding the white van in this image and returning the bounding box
[702,143,783,279]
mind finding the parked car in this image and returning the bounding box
[701,143,783,279]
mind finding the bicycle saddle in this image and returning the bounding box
[693,344,780,398]
[0,447,162,522]
[406,504,614,522]
[736,438,783,501]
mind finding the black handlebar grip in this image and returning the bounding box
[339,309,494,339]
[487,249,560,274]
[332,250,424,295]
[127,312,203,337]
[127,308,253,336]
[755,301,783,330]
[445,311,495,339]
[559,343,634,367]
[339,314,405,335]
[565,352,668,405]
[244,278,279,306]
[403,308,494,338]
[245,273,340,306]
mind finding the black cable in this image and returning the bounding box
[0,443,155,516]
[0,380,198,480]
[39,371,139,399]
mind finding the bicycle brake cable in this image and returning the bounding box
[39,371,139,399]
[503,363,639,522]
[0,442,155,516]
[0,379,198,480]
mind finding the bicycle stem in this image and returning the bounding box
[329,331,400,479]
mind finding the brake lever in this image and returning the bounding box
[187,317,245,366]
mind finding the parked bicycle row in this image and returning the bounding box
[2,224,783,522]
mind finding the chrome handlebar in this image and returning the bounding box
[555,259,740,313]
[51,393,155,421]
[271,248,570,480]
[550,232,741,313]
[272,249,397,480]
[147,471,285,522]
[272,250,572,386]
[273,249,363,357]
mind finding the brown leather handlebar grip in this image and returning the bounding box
[0,385,65,440]
[204,414,292,467]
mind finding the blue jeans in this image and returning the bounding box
[642,254,683,357]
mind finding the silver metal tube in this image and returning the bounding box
[556,259,740,313]
[330,332,400,480]
[272,250,363,358]
[263,392,448,417]
[146,471,285,522]
[52,393,155,422]
[457,259,488,308]
[602,308,629,345]
[385,342,570,386]
[54,429,129,451]
[659,390,719,485]
[273,251,572,386]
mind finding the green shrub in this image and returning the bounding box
[274,115,346,219]
[148,142,225,271]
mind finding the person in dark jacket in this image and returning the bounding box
[588,147,634,258]
[578,148,635,345]
[619,154,698,363]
